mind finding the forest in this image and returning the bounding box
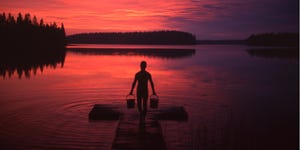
[67,31,197,45]
[245,32,299,46]
[0,12,66,79]
[0,12,66,54]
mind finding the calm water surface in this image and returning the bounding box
[0,45,298,150]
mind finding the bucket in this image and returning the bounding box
[126,94,135,108]
[150,94,159,108]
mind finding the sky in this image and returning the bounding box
[0,0,299,39]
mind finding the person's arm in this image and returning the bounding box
[149,73,156,95]
[129,74,137,95]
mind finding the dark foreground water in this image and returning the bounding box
[0,44,298,150]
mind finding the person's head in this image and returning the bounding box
[140,61,147,71]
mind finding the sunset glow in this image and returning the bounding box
[0,0,298,148]
[1,0,298,39]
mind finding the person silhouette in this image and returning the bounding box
[130,61,156,117]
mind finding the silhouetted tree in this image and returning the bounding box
[7,13,15,24]
[24,13,31,24]
[51,22,57,28]
[0,12,67,79]
[39,18,44,27]
[0,12,66,78]
[0,12,66,56]
[61,23,65,33]
[17,13,23,24]
[32,16,38,26]
[0,13,5,23]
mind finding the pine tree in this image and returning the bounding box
[39,19,44,27]
[33,16,38,26]
[17,13,23,24]
[61,23,65,35]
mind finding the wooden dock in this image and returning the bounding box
[88,104,188,150]
[111,110,166,150]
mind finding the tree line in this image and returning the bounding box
[0,12,66,55]
[0,12,66,79]
[246,32,299,46]
[67,31,196,45]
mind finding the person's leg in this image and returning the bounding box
[142,96,148,116]
[137,97,142,114]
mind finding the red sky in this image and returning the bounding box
[1,0,298,39]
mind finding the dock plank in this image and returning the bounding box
[111,110,166,150]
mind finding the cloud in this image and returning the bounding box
[0,0,298,39]
[203,4,227,10]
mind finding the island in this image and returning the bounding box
[245,32,299,47]
[67,31,197,45]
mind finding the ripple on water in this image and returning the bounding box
[0,98,119,150]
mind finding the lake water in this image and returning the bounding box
[0,44,298,150]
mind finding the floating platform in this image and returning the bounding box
[89,104,188,121]
[88,104,122,121]
[154,106,188,121]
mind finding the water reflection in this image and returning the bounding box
[246,48,299,59]
[68,48,195,59]
[0,45,298,150]
[0,51,66,79]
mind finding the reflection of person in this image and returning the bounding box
[130,61,156,117]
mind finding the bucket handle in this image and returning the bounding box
[126,94,135,99]
[150,94,159,99]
